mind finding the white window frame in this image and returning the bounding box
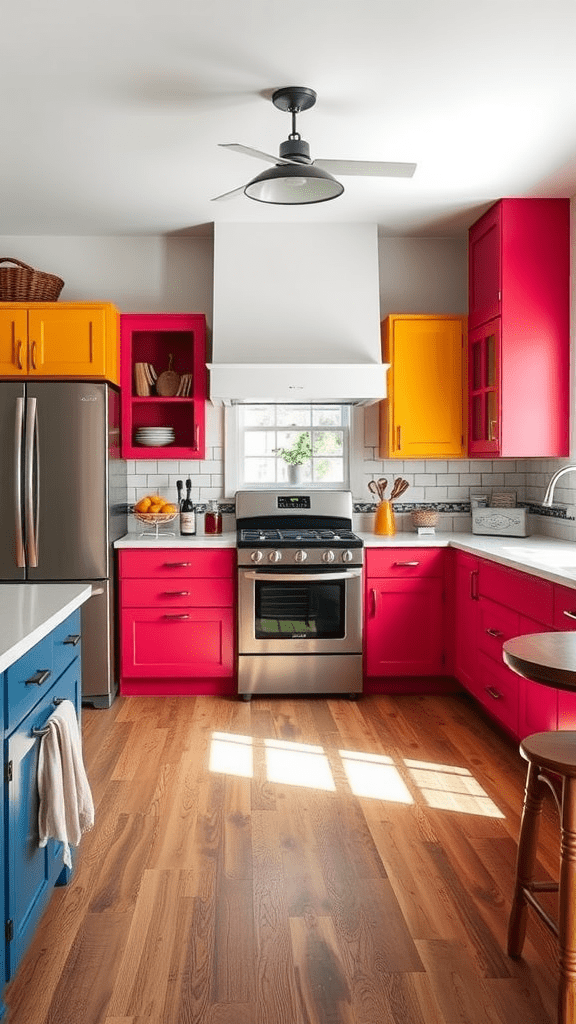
[224,404,366,498]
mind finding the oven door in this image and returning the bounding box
[238,566,363,655]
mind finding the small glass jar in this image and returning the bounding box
[204,500,222,535]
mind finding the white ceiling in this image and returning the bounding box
[3,0,576,237]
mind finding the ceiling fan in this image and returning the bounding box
[211,86,417,205]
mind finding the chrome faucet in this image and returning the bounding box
[542,465,576,506]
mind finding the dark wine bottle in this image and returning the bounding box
[176,480,184,510]
[180,477,196,536]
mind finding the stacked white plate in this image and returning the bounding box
[135,426,175,447]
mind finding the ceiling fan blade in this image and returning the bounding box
[219,143,297,165]
[314,159,417,178]
[211,183,247,202]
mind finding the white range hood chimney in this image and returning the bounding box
[208,222,388,406]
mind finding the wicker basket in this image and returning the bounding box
[0,258,64,302]
[410,509,439,528]
[132,509,178,526]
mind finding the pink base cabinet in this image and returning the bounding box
[364,548,456,694]
[119,548,236,696]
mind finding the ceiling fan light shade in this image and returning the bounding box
[243,162,344,204]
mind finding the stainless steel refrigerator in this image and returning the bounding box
[0,381,127,707]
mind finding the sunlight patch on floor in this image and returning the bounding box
[207,733,505,816]
[339,749,413,803]
[209,732,254,778]
[264,738,335,791]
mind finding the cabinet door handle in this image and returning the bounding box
[30,340,37,370]
[485,686,502,700]
[470,569,479,600]
[164,562,191,568]
[25,669,51,686]
[16,339,23,370]
[32,698,66,737]
[486,627,504,638]
[396,425,402,450]
[371,588,377,616]
[164,613,190,620]
[163,590,190,597]
[394,560,420,567]
[63,634,81,646]
[563,610,576,621]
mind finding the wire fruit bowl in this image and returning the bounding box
[131,507,178,538]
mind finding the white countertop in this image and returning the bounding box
[361,532,576,588]
[116,528,576,588]
[115,532,237,549]
[0,583,92,674]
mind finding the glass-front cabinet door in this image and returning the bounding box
[469,318,500,455]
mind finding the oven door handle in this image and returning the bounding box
[243,569,363,582]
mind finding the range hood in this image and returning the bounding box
[208,222,388,406]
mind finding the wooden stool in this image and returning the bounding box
[508,731,576,1024]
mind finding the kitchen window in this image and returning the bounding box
[225,403,352,493]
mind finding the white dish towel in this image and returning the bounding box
[37,699,94,868]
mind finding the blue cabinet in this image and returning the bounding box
[1,608,82,1002]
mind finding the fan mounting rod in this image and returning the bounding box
[272,86,317,140]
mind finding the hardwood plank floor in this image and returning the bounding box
[4,691,563,1023]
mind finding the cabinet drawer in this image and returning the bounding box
[553,583,576,630]
[478,597,520,662]
[5,634,54,733]
[51,609,82,683]
[122,577,234,608]
[478,561,554,625]
[476,652,520,737]
[121,607,234,678]
[120,548,235,579]
[366,548,444,578]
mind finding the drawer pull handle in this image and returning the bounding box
[63,634,81,646]
[563,610,576,621]
[486,627,503,638]
[485,686,502,700]
[163,590,190,597]
[164,614,190,620]
[164,562,191,568]
[32,698,67,736]
[25,669,51,687]
[371,588,377,616]
[470,569,479,601]
[394,561,420,567]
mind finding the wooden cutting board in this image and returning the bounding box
[155,354,180,397]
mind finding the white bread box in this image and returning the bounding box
[472,507,528,537]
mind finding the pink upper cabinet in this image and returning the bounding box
[468,198,570,458]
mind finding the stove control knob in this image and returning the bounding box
[322,550,335,563]
[294,549,307,563]
[250,550,263,563]
[269,550,282,563]
[341,550,354,563]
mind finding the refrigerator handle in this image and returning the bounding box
[24,397,39,568]
[14,397,25,567]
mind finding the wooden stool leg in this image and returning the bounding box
[558,776,576,1024]
[508,761,547,957]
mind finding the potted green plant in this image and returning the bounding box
[274,431,312,484]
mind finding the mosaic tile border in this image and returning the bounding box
[354,500,575,520]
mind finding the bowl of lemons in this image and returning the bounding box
[132,494,178,527]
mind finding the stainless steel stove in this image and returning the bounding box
[236,490,363,699]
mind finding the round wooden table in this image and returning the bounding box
[503,631,576,692]
[503,630,576,1024]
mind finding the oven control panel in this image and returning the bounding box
[277,495,311,509]
[239,547,363,567]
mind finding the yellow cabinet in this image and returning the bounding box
[0,303,119,383]
[379,314,466,459]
